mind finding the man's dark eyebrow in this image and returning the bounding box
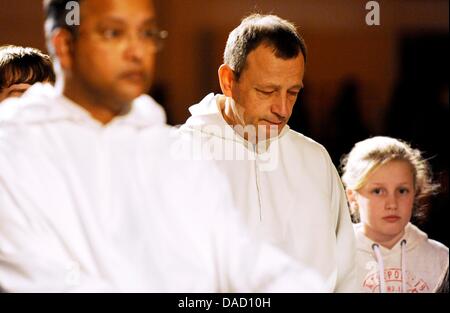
[141,18,158,27]
[98,17,157,26]
[255,83,282,90]
[290,83,303,90]
[256,83,304,90]
[97,17,126,25]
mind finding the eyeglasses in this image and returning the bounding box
[148,29,168,52]
[76,27,169,52]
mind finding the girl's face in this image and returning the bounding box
[350,160,416,248]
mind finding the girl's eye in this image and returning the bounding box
[371,188,383,195]
[399,188,410,195]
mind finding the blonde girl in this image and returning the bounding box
[341,136,448,293]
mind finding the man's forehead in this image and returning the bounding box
[7,83,32,89]
[243,49,304,80]
[0,83,31,100]
[80,0,155,19]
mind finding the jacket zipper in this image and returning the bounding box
[253,144,263,222]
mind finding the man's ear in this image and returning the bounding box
[51,28,74,71]
[218,64,235,97]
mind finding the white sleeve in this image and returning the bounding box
[0,162,112,292]
[329,163,357,292]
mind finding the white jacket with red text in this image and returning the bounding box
[354,222,449,293]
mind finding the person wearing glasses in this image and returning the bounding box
[0,0,326,292]
[0,45,55,102]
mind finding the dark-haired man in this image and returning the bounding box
[0,1,325,292]
[181,14,356,292]
[0,45,55,102]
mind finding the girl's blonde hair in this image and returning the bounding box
[340,136,439,223]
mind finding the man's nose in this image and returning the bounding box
[123,33,145,63]
[271,94,290,119]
